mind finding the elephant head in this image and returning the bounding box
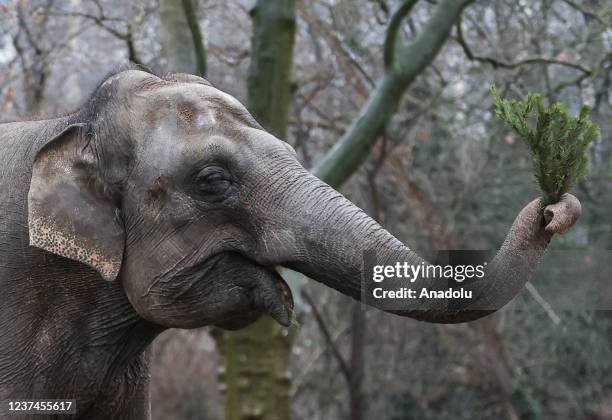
[27,69,581,329]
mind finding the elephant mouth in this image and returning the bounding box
[205,252,294,330]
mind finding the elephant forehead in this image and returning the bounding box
[134,129,240,178]
[137,84,245,116]
[134,84,258,132]
[136,129,189,173]
[137,98,218,134]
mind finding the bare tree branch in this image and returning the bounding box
[559,0,612,28]
[47,6,143,64]
[302,291,352,385]
[455,15,593,75]
[525,283,561,325]
[181,0,207,76]
[47,11,127,38]
[383,0,418,69]
[298,1,373,101]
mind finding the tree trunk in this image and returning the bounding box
[215,318,294,420]
[159,0,206,75]
[246,0,296,138]
[349,302,366,420]
[215,2,296,420]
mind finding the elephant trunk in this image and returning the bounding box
[262,168,581,324]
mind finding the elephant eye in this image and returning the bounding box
[201,172,224,183]
[195,166,232,197]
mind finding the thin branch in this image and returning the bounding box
[48,10,129,40]
[302,291,351,385]
[299,1,373,100]
[366,135,387,222]
[295,90,348,133]
[326,3,376,89]
[2,21,91,92]
[525,283,561,325]
[91,0,105,18]
[383,0,418,69]
[551,72,591,93]
[16,2,42,54]
[46,8,142,64]
[181,0,207,76]
[125,25,142,64]
[371,0,390,16]
[290,323,352,399]
[456,15,592,75]
[559,0,612,28]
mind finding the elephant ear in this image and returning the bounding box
[28,123,125,282]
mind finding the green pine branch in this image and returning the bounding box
[491,85,599,205]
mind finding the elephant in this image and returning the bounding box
[0,68,581,419]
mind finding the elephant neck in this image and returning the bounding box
[72,312,162,420]
[46,276,163,418]
[0,261,163,419]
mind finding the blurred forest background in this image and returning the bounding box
[1,0,612,419]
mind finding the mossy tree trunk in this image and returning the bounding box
[159,0,206,76]
[245,0,296,138]
[215,319,294,420]
[214,2,296,420]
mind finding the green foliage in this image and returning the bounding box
[491,85,598,204]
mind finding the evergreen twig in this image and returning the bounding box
[491,85,598,205]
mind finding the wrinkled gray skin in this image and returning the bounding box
[0,70,581,419]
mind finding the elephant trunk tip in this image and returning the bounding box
[543,193,582,235]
